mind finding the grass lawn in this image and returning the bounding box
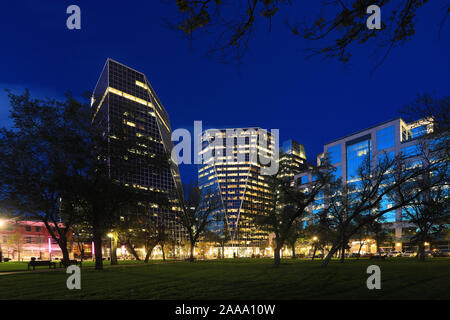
[0,258,449,300]
[0,259,144,272]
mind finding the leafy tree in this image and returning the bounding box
[304,217,334,260]
[366,217,390,255]
[0,90,171,270]
[71,221,92,260]
[178,184,220,261]
[209,208,231,259]
[252,161,333,267]
[0,90,85,265]
[285,218,304,259]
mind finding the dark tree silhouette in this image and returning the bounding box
[252,161,334,267]
[172,0,449,65]
[178,184,220,261]
[0,90,85,266]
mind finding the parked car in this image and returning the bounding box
[350,253,361,258]
[387,251,402,257]
[432,249,450,257]
[401,251,416,257]
[424,251,433,257]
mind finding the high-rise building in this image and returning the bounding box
[295,117,434,250]
[279,139,308,181]
[91,58,183,237]
[198,128,277,250]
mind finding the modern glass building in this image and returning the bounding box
[198,128,277,252]
[91,58,184,239]
[295,117,434,251]
[279,139,308,181]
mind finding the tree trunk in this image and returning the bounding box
[59,238,71,267]
[291,245,296,259]
[93,231,103,270]
[125,240,141,261]
[321,245,341,268]
[311,245,318,261]
[273,242,282,268]
[189,241,195,262]
[161,244,166,261]
[418,243,425,262]
[340,246,345,263]
[144,247,152,263]
[110,236,118,265]
[357,241,364,260]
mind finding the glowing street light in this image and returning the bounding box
[312,236,318,241]
[107,233,113,238]
[0,220,4,227]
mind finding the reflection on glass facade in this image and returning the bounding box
[296,117,438,250]
[376,125,395,150]
[91,59,184,239]
[300,175,309,185]
[327,144,341,164]
[346,138,371,182]
[402,145,420,158]
[198,128,276,247]
[377,151,395,165]
[333,166,342,181]
[379,195,396,222]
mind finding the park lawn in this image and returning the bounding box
[0,259,145,272]
[0,258,449,300]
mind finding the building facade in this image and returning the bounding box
[0,219,69,261]
[91,59,184,240]
[198,128,277,253]
[279,139,308,181]
[295,117,435,252]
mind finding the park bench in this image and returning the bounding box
[59,259,82,268]
[27,260,56,271]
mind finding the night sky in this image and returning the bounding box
[0,1,449,184]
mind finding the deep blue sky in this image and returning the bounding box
[0,1,449,184]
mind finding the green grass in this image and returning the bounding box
[0,258,449,299]
[0,259,144,272]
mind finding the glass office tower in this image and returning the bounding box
[91,58,184,239]
[295,118,434,251]
[198,128,276,252]
[279,139,308,181]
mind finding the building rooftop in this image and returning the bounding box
[324,117,405,146]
